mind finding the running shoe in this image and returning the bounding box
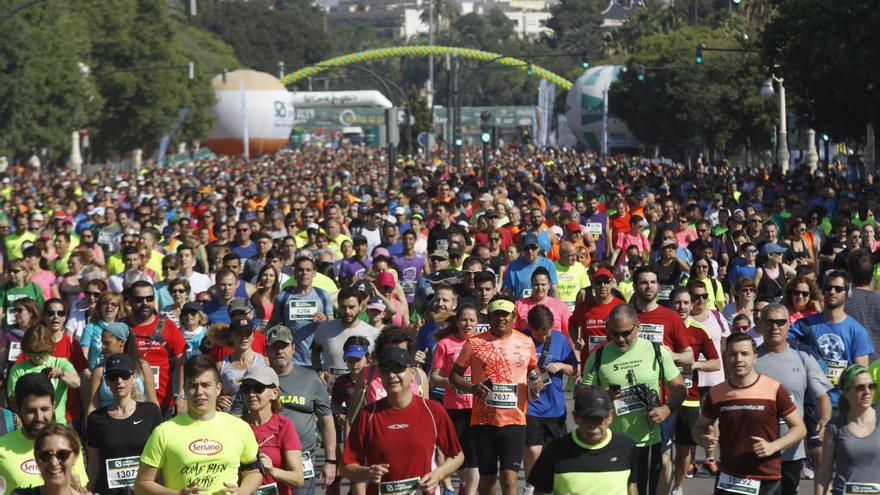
[703,458,719,476]
[686,463,697,478]
[802,465,815,479]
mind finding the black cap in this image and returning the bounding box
[352,279,371,295]
[105,353,136,373]
[181,302,203,314]
[377,346,416,367]
[573,384,612,418]
[229,317,254,334]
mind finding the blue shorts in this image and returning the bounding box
[660,410,678,453]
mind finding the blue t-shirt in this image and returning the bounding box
[202,298,231,325]
[81,320,108,369]
[502,256,558,299]
[525,329,578,418]
[789,314,874,405]
[727,259,757,285]
[415,320,444,398]
[271,287,334,366]
[232,242,257,260]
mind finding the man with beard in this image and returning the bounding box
[312,287,379,381]
[0,373,89,493]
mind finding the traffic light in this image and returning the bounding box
[526,64,533,76]
[480,112,492,144]
[455,138,463,147]
[731,0,742,4]
[582,59,590,70]
[637,65,646,81]
[821,132,830,142]
[695,44,705,64]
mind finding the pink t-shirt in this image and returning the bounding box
[432,334,474,410]
[250,413,302,495]
[614,231,651,258]
[31,269,55,301]
[514,296,572,337]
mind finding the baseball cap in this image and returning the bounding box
[393,206,406,215]
[366,297,387,312]
[377,346,416,367]
[566,221,582,233]
[661,239,678,249]
[241,366,280,388]
[265,325,293,346]
[593,268,613,280]
[352,279,372,295]
[372,247,390,260]
[227,298,253,316]
[228,318,254,334]
[521,232,539,247]
[376,272,395,288]
[344,344,369,360]
[573,384,612,418]
[104,353,136,374]
[353,235,368,245]
[430,249,449,260]
[306,223,320,231]
[550,225,564,237]
[761,242,788,255]
[181,302,203,315]
[487,299,515,314]
[484,210,499,219]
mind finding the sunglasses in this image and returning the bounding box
[692,293,709,300]
[45,310,65,317]
[823,285,847,294]
[130,295,155,303]
[86,291,102,298]
[240,382,273,395]
[739,288,756,293]
[793,290,810,298]
[106,371,133,382]
[379,361,408,374]
[610,323,637,340]
[171,288,188,294]
[733,325,750,332]
[853,383,877,393]
[594,278,612,286]
[745,249,758,254]
[36,449,75,463]
[763,318,788,327]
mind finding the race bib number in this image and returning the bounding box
[289,300,318,320]
[8,342,21,362]
[613,386,646,416]
[678,366,693,388]
[588,335,607,354]
[105,456,140,489]
[475,323,490,334]
[566,301,576,312]
[98,231,115,246]
[717,472,762,495]
[522,289,532,298]
[486,383,518,409]
[436,239,449,251]
[254,483,280,495]
[825,359,848,385]
[639,323,664,344]
[151,365,160,390]
[401,280,417,297]
[658,284,674,301]
[328,367,348,376]
[302,451,315,479]
[379,477,420,495]
[584,222,603,237]
[846,483,880,494]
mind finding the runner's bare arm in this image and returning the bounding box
[450,364,488,397]
[649,375,686,423]
[752,409,805,458]
[228,465,263,495]
[429,367,449,389]
[629,482,639,495]
[691,415,718,451]
[320,413,338,486]
[419,451,463,493]
[854,355,869,367]
[814,392,832,440]
[814,427,835,495]
[85,446,100,491]
[174,352,187,414]
[340,462,390,483]
[669,346,694,367]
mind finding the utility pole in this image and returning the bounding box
[425,0,434,166]
[453,56,461,171]
[446,53,452,159]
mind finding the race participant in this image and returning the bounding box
[569,267,625,369]
[501,234,558,300]
[527,384,638,495]
[86,353,163,494]
[341,346,463,495]
[513,268,572,338]
[258,325,337,495]
[553,241,591,312]
[472,271,497,334]
[176,243,212,295]
[12,424,88,495]
[754,303,833,495]
[240,366,305,495]
[581,193,610,258]
[415,284,458,401]
[815,365,880,495]
[430,304,481,495]
[449,297,542,495]
[392,229,427,305]
[629,265,694,495]
[581,304,686,495]
[312,287,379,380]
[790,269,874,406]
[522,306,578,495]
[0,373,88,494]
[123,280,188,414]
[134,355,262,495]
[693,333,806,495]
[269,256,334,367]
[201,267,239,324]
[669,287,720,494]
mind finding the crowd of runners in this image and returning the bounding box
[0,144,876,495]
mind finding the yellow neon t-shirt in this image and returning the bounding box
[140,412,258,492]
[0,429,88,495]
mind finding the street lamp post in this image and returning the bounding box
[760,75,790,172]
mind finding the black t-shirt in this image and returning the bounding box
[86,402,163,494]
[427,224,462,252]
[527,430,638,494]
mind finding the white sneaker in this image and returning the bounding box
[671,487,684,495]
[802,465,815,479]
[522,486,535,495]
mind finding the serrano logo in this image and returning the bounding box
[188,438,223,456]
[387,423,410,430]
[20,458,39,474]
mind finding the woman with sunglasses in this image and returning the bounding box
[815,365,880,495]
[64,278,108,344]
[722,277,757,328]
[179,302,209,359]
[3,259,45,331]
[241,366,304,495]
[216,318,266,412]
[86,322,157,415]
[8,325,79,423]
[80,292,126,369]
[782,276,821,324]
[85,353,162,495]
[682,255,726,311]
[158,277,191,326]
[11,423,89,495]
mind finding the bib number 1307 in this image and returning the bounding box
[106,456,140,489]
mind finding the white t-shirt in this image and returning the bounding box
[184,271,213,295]
[691,310,731,388]
[313,320,380,375]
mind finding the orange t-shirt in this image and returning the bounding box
[455,331,537,427]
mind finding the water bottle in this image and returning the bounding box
[528,370,541,400]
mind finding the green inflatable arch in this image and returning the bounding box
[282,45,573,90]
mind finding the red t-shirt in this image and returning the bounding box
[128,314,188,408]
[569,297,625,369]
[250,413,302,495]
[18,333,89,422]
[702,375,797,480]
[344,397,462,495]
[683,325,719,401]
[635,305,692,353]
[209,332,267,361]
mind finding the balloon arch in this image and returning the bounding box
[282,45,574,90]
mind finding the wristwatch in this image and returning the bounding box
[325,459,338,465]
[175,393,187,399]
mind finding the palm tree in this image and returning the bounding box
[419,0,460,34]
